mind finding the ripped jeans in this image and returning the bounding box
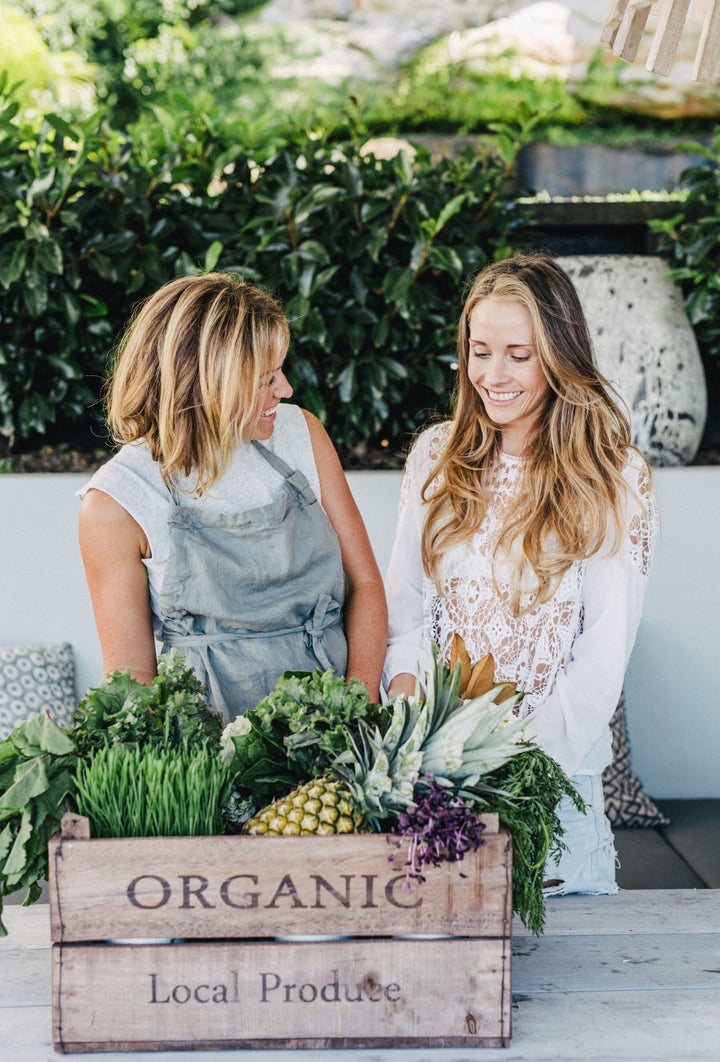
[543,773,618,896]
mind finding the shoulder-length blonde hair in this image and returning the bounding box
[422,253,646,614]
[107,273,290,494]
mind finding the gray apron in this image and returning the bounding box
[157,441,347,722]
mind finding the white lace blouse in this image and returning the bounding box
[382,421,657,777]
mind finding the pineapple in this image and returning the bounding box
[333,642,528,830]
[244,776,366,835]
[243,639,527,836]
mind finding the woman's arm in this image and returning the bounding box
[303,411,388,702]
[382,432,436,698]
[78,488,158,685]
[525,459,657,777]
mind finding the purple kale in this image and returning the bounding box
[387,776,487,885]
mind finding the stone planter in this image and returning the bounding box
[557,255,707,467]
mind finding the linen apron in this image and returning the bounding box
[157,441,347,722]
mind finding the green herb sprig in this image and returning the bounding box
[74,743,233,838]
[467,746,586,935]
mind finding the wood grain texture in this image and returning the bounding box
[47,818,512,1050]
[5,895,720,1061]
[694,0,720,82]
[49,818,511,942]
[612,0,654,60]
[52,937,512,1051]
[646,0,691,74]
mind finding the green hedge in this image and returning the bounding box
[0,97,532,459]
[650,129,720,365]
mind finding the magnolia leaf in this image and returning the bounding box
[449,633,472,694]
[464,654,496,699]
[493,681,518,705]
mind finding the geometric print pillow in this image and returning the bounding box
[0,642,77,739]
[602,692,670,829]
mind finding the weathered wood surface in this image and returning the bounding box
[517,886,720,935]
[694,0,720,82]
[646,0,691,74]
[612,0,654,59]
[52,937,511,1052]
[47,818,513,1050]
[602,0,720,83]
[3,894,720,1060]
[48,817,511,942]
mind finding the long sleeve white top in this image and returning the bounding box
[382,422,657,778]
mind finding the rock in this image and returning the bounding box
[254,0,720,119]
[557,255,708,466]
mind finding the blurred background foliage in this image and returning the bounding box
[1,0,719,462]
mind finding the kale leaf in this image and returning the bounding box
[72,650,223,756]
[225,669,382,806]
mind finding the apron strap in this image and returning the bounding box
[161,594,340,670]
[161,442,318,506]
[251,440,318,505]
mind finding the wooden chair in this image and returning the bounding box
[602,0,720,82]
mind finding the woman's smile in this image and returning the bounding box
[484,388,523,404]
[467,296,551,455]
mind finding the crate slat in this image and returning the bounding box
[53,937,511,1052]
[49,816,509,942]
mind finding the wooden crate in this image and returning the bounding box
[49,812,512,1052]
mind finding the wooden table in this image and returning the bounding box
[2,891,719,1060]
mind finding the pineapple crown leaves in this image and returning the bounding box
[415,643,528,785]
[420,692,529,787]
[331,703,420,830]
[327,644,530,829]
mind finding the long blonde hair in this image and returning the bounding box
[421,253,645,614]
[107,273,290,494]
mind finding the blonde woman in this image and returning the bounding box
[383,253,656,894]
[78,273,387,719]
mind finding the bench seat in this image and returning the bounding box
[615,799,720,890]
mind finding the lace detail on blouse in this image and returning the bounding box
[627,461,658,577]
[406,423,654,718]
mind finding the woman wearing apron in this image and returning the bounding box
[78,273,387,719]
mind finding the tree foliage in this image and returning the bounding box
[0,83,533,456]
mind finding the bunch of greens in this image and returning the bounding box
[75,743,233,838]
[72,651,223,756]
[0,714,76,935]
[471,747,586,935]
[222,669,383,808]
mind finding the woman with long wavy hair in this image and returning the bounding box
[383,253,656,894]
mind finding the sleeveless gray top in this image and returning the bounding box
[78,405,347,720]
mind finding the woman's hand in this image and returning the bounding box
[304,411,388,703]
[386,673,419,700]
[78,489,158,685]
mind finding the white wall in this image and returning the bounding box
[622,468,720,799]
[1,467,718,797]
[1,474,95,698]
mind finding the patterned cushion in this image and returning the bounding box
[0,643,77,739]
[603,693,670,829]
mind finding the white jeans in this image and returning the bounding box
[543,773,618,896]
